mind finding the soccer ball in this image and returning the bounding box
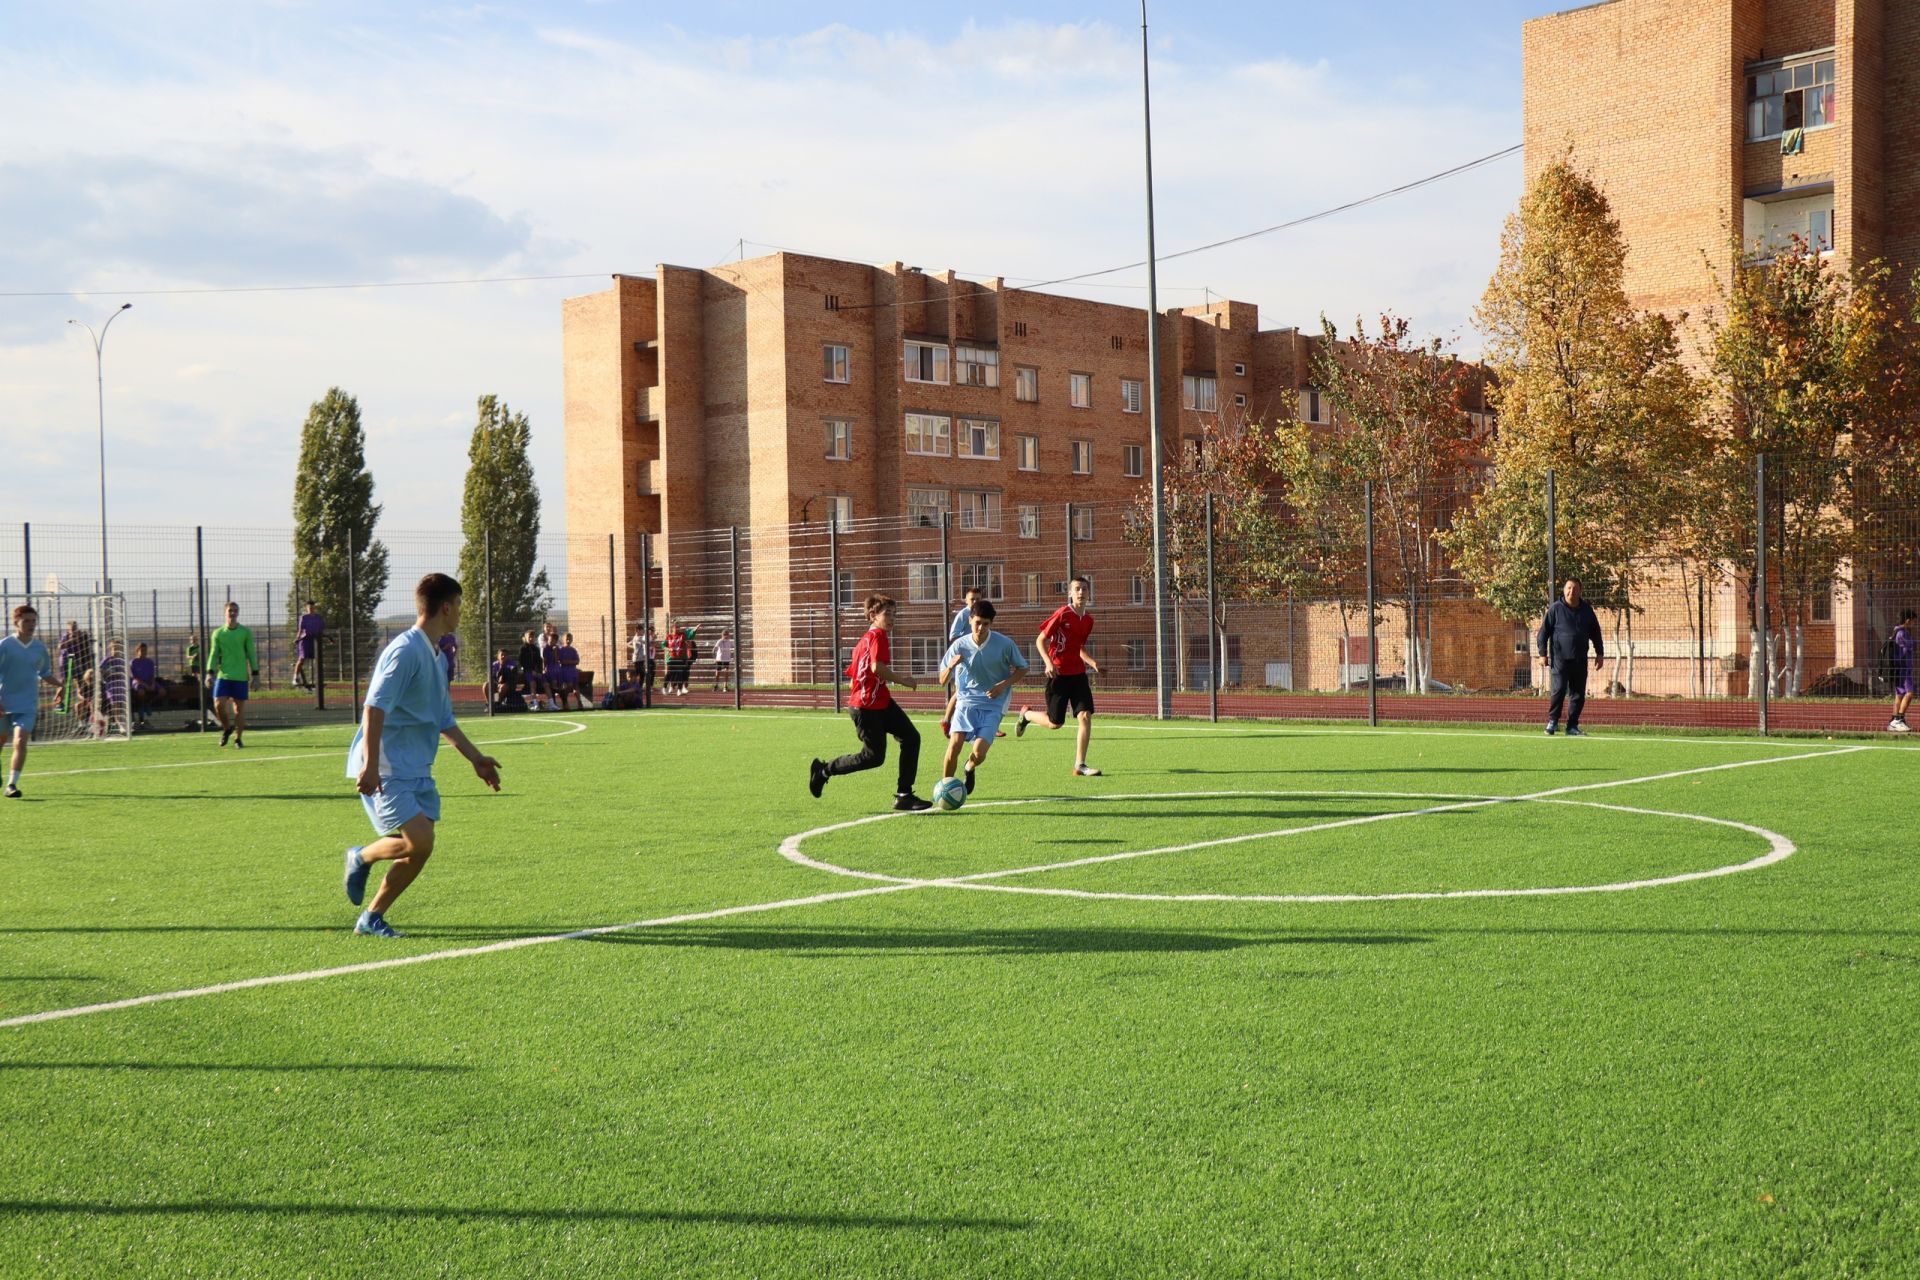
[932,777,967,812]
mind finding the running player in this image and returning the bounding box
[205,601,259,748]
[341,573,502,938]
[938,598,1026,795]
[293,600,324,689]
[809,593,931,811]
[1016,574,1101,776]
[0,605,61,798]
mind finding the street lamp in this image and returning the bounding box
[69,303,132,594]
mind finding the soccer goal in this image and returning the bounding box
[26,592,133,743]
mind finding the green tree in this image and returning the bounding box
[1263,418,1369,687]
[455,394,553,667]
[289,387,390,679]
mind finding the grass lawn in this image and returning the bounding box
[1,708,1916,1277]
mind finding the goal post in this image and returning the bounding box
[22,592,132,743]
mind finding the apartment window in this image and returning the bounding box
[1012,320,1029,338]
[1233,393,1247,407]
[826,495,854,531]
[905,412,951,456]
[1069,372,1093,408]
[1016,504,1039,539]
[1182,374,1218,412]
[956,489,1002,532]
[837,570,855,608]
[904,340,950,384]
[1127,637,1148,670]
[824,294,841,312]
[1073,508,1094,541]
[1184,435,1203,464]
[1123,444,1144,478]
[1023,572,1042,604]
[956,344,1000,388]
[1016,434,1040,471]
[1071,440,1093,475]
[1299,387,1329,424]
[1745,193,1837,256]
[824,344,850,383]
[1014,365,1039,402]
[1130,574,1146,605]
[1812,587,1834,623]
[958,562,1005,600]
[958,417,1000,460]
[909,637,945,676]
[907,562,946,603]
[907,487,949,528]
[1747,55,1836,140]
[1233,362,1247,377]
[1121,378,1143,414]
[824,418,852,460]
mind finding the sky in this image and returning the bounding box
[0,0,1548,536]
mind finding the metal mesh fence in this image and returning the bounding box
[9,454,1915,738]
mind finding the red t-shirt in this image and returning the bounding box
[1040,606,1094,676]
[848,627,893,710]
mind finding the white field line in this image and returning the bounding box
[0,739,1868,1031]
[28,720,589,779]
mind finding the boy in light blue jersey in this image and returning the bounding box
[0,604,61,799]
[938,597,1027,796]
[938,586,981,739]
[341,573,502,938]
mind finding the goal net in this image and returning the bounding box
[20,593,133,743]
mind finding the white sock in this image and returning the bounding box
[7,770,19,786]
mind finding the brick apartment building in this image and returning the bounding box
[561,252,1509,692]
[1523,0,1919,692]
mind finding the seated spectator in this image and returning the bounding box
[489,649,524,711]
[515,629,548,709]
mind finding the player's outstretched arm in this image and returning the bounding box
[873,659,918,691]
[443,724,503,792]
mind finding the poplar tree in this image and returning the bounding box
[455,394,552,666]
[289,387,391,678]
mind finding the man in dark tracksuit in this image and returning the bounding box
[1537,577,1606,736]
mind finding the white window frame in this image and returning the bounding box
[824,418,852,461]
[1233,362,1247,377]
[1746,53,1837,141]
[956,489,1002,533]
[907,562,946,604]
[1069,372,1093,409]
[824,344,851,384]
[1016,434,1040,472]
[955,344,1000,388]
[909,636,945,676]
[827,495,854,531]
[958,561,1004,601]
[1014,365,1039,403]
[1123,444,1143,478]
[904,340,950,385]
[836,570,855,608]
[1023,572,1042,604]
[1121,378,1143,414]
[1071,440,1093,475]
[1016,504,1039,540]
[1183,374,1218,413]
[905,412,951,457]
[1130,574,1146,605]
[907,487,950,528]
[1299,387,1329,425]
[1127,637,1148,670]
[958,417,1000,461]
[1072,508,1094,541]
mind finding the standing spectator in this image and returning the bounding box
[663,619,688,695]
[1888,610,1915,732]
[627,625,646,681]
[438,629,459,686]
[130,642,159,729]
[98,641,127,734]
[641,627,658,706]
[713,629,735,692]
[1536,577,1606,737]
[58,621,91,702]
[515,629,547,710]
[294,600,324,689]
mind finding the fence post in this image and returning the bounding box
[1756,453,1769,736]
[731,525,743,712]
[940,510,952,635]
[1064,502,1075,585]
[1365,481,1378,728]
[829,518,843,714]
[607,531,617,688]
[314,578,327,713]
[347,528,361,723]
[195,526,209,732]
[1545,468,1557,606]
[22,523,31,607]
[265,581,273,689]
[483,530,494,717]
[1205,491,1218,723]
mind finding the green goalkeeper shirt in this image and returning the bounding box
[207,624,257,681]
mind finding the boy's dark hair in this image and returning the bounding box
[1903,610,1916,624]
[10,603,35,624]
[865,592,895,616]
[969,598,997,622]
[962,585,981,598]
[304,599,317,609]
[416,573,462,617]
[1069,574,1090,590]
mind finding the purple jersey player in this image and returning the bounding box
[438,630,459,685]
[1890,611,1915,733]
[294,601,324,690]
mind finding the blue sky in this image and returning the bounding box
[1,2,1548,533]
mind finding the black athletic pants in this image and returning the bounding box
[828,704,920,795]
[1548,659,1589,729]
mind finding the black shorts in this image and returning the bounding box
[1045,673,1094,723]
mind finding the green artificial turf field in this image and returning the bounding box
[1,709,1916,1278]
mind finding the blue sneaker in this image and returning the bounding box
[1565,726,1587,737]
[354,911,405,938]
[343,847,370,906]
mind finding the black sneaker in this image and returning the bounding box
[1544,723,1558,736]
[234,735,245,749]
[220,727,233,747]
[963,765,977,795]
[892,793,933,812]
[1565,726,1586,737]
[809,758,828,799]
[3,784,20,799]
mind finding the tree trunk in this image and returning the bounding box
[1747,625,1763,699]
[1623,606,1635,698]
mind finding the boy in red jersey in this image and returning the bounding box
[1016,574,1102,776]
[810,593,932,811]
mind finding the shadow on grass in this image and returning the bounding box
[1161,767,1606,777]
[0,1200,1031,1231]
[53,792,341,802]
[0,976,106,982]
[0,1062,469,1073]
[582,925,1428,955]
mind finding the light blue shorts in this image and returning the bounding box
[360,776,442,837]
[2,709,35,737]
[950,702,1006,744]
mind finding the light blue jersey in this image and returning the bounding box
[944,630,1028,714]
[347,628,454,782]
[949,607,973,642]
[0,635,52,713]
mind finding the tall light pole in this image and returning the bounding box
[1140,0,1172,719]
[69,303,132,594]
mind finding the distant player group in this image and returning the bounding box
[808,574,1101,812]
